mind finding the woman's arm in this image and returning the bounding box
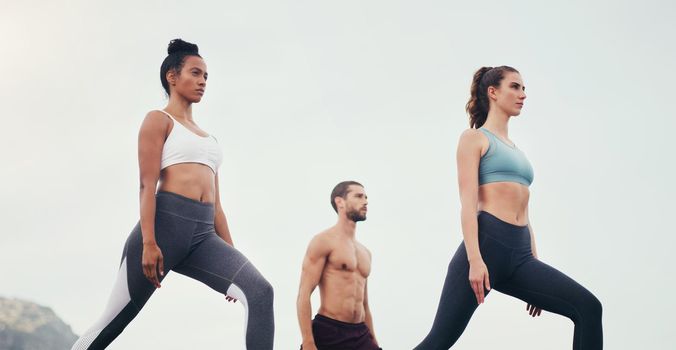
[137,111,170,288]
[214,173,237,303]
[526,205,538,259]
[524,204,543,316]
[214,173,234,246]
[456,129,490,304]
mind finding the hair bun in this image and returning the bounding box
[167,38,199,55]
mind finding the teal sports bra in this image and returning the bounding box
[478,128,534,186]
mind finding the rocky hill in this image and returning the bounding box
[0,297,77,350]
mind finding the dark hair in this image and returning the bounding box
[160,39,202,95]
[330,181,363,213]
[465,66,519,128]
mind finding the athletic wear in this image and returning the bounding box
[478,128,534,186]
[157,110,223,173]
[414,211,603,350]
[301,314,381,350]
[71,191,274,349]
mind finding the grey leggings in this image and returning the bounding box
[415,211,602,350]
[71,191,274,349]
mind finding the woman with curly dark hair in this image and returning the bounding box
[71,39,274,350]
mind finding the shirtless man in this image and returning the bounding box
[297,181,381,350]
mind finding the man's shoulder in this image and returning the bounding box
[314,226,342,241]
[308,229,337,253]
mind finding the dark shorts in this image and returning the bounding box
[301,314,380,350]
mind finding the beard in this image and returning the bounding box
[346,208,367,222]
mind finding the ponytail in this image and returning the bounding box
[465,66,519,128]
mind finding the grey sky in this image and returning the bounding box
[1,0,675,349]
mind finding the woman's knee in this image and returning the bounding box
[257,276,274,304]
[236,263,274,306]
[243,272,273,305]
[586,293,602,320]
[575,292,602,324]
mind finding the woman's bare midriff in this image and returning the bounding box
[157,163,216,203]
[478,182,530,226]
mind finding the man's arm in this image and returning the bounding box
[363,279,379,347]
[297,235,330,350]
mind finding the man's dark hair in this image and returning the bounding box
[330,181,363,213]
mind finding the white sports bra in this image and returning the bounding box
[156,110,223,173]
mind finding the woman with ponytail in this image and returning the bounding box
[71,39,274,349]
[415,66,603,349]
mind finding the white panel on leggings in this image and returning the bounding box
[226,283,249,334]
[71,257,132,349]
[70,331,101,350]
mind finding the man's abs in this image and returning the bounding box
[317,269,367,323]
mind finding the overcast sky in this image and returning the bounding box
[1,0,675,349]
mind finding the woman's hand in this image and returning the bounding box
[469,259,491,304]
[142,242,164,288]
[526,303,542,317]
[225,295,238,303]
